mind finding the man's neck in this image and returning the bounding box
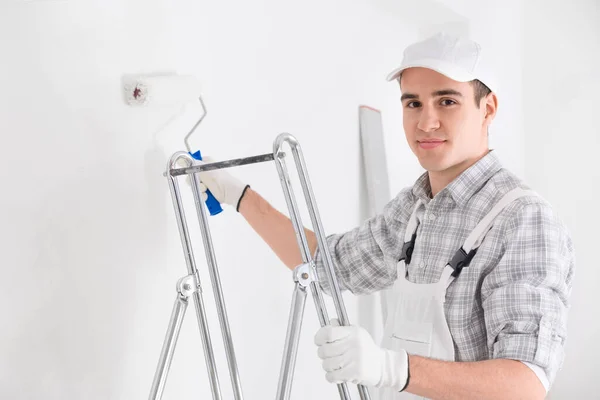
[428,149,491,197]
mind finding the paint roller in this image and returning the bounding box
[123,74,223,215]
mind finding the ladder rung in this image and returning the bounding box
[170,153,279,176]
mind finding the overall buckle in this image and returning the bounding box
[448,247,477,277]
[399,232,417,265]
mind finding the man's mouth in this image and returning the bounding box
[418,139,446,150]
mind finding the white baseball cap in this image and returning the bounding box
[386,32,497,93]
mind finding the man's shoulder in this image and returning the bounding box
[382,186,417,224]
[479,167,550,212]
[483,168,575,276]
[482,168,569,237]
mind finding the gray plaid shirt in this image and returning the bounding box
[314,151,574,387]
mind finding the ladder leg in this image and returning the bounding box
[276,279,308,400]
[149,293,188,400]
[273,134,371,400]
[165,156,223,400]
[191,282,223,400]
[191,171,244,400]
[308,280,353,400]
[149,275,223,400]
[277,264,354,399]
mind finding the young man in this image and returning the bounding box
[195,33,574,399]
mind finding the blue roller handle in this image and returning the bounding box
[190,150,223,216]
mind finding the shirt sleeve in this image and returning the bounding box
[313,188,413,296]
[481,200,575,388]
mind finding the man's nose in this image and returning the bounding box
[417,106,441,132]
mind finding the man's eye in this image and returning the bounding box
[441,99,457,106]
[406,101,421,108]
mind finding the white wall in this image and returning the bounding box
[521,1,600,398]
[0,0,594,399]
[0,1,420,399]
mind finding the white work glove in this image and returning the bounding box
[314,320,410,392]
[179,156,250,211]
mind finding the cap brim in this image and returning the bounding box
[386,58,477,83]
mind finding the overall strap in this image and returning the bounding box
[398,200,423,265]
[447,187,537,278]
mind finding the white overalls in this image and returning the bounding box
[379,188,534,400]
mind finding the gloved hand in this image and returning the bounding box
[179,156,250,211]
[314,320,409,392]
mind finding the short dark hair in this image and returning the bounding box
[470,79,491,107]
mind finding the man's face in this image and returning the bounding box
[400,67,495,174]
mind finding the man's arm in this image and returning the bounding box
[193,159,318,271]
[238,188,317,270]
[315,324,546,400]
[480,200,574,387]
[406,200,574,399]
[239,185,409,296]
[196,160,410,294]
[406,356,545,400]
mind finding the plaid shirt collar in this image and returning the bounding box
[412,150,503,207]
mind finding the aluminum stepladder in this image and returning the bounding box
[148,100,371,400]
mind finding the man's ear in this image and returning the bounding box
[484,92,498,121]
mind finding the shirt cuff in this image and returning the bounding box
[312,236,341,295]
[521,361,549,392]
